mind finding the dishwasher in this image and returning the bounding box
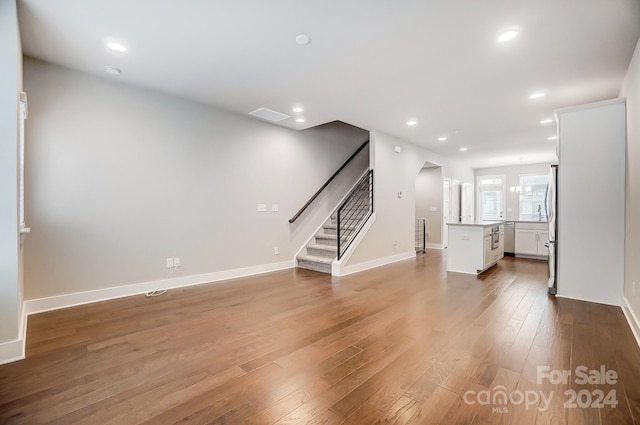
[504,221,515,256]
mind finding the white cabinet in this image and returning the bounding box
[483,235,493,270]
[447,223,504,274]
[515,229,539,255]
[515,222,548,257]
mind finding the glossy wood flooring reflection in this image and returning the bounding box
[2,251,640,424]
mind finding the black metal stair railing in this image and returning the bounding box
[337,170,373,260]
[289,140,369,224]
[415,218,426,253]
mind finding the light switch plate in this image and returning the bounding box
[257,204,267,212]
[272,204,279,212]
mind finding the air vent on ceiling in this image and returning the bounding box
[248,107,290,122]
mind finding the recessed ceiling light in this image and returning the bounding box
[104,65,121,75]
[106,41,127,52]
[295,35,311,45]
[547,136,558,140]
[296,118,306,123]
[459,147,468,152]
[292,107,304,112]
[438,136,447,141]
[529,92,545,99]
[539,119,553,124]
[497,30,518,43]
[406,120,417,126]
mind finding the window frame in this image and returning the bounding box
[518,173,549,221]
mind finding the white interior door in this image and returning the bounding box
[461,182,473,222]
[452,180,461,223]
[443,178,451,248]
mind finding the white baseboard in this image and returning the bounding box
[0,337,25,365]
[622,296,640,350]
[555,294,621,307]
[515,254,548,260]
[24,260,294,315]
[0,304,27,365]
[426,243,443,249]
[336,251,416,277]
[0,260,294,365]
[445,268,479,275]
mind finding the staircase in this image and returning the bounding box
[296,217,340,273]
[297,170,373,274]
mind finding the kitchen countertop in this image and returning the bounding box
[446,220,505,227]
[505,220,549,224]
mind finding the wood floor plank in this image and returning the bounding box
[1,252,639,424]
[339,404,382,425]
[405,384,458,425]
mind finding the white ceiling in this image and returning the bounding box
[17,0,640,168]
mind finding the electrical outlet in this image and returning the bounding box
[166,257,174,268]
[173,257,181,267]
[426,232,431,239]
[273,247,279,255]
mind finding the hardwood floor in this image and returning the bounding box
[2,251,640,424]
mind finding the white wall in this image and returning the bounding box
[621,37,640,329]
[345,131,474,267]
[475,163,552,221]
[0,0,22,346]
[556,99,625,306]
[23,58,369,300]
[415,167,443,246]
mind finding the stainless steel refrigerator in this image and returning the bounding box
[545,164,558,295]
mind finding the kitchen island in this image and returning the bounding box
[446,221,505,274]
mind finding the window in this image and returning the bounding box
[477,175,505,220]
[518,174,549,221]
